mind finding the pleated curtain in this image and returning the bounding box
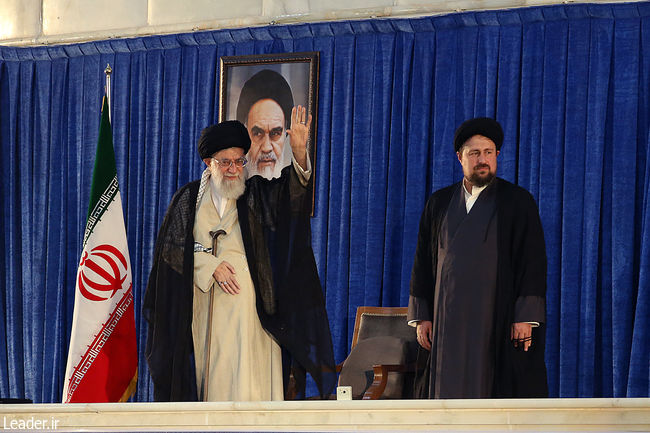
[0,2,648,402]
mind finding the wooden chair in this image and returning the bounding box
[337,306,417,399]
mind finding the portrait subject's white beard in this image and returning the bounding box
[246,136,293,180]
[247,151,284,179]
[210,163,245,199]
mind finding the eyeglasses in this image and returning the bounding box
[211,157,247,168]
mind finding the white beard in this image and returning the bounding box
[246,136,293,180]
[246,156,284,179]
[210,162,245,199]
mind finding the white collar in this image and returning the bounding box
[462,179,489,213]
[462,179,488,197]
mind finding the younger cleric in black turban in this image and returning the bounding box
[453,117,504,152]
[236,69,294,128]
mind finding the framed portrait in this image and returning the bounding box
[219,52,319,201]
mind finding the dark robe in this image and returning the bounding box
[143,166,336,401]
[408,178,548,398]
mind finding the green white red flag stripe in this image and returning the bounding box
[62,95,137,403]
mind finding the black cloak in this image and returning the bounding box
[143,166,336,401]
[409,178,548,398]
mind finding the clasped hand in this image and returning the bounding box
[212,261,240,295]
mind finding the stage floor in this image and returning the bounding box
[1,398,649,432]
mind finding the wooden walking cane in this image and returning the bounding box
[199,229,226,401]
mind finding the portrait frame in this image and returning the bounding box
[219,52,319,212]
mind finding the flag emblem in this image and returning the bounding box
[78,244,130,302]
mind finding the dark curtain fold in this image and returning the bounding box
[1,2,649,402]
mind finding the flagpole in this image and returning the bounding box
[104,63,112,123]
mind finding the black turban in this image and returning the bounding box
[453,117,504,152]
[236,69,294,128]
[197,120,251,159]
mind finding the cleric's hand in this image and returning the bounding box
[286,105,311,170]
[213,261,240,295]
[511,322,533,351]
[416,320,433,351]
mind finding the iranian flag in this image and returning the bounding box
[62,95,137,403]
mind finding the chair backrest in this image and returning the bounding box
[339,306,417,399]
[351,306,414,349]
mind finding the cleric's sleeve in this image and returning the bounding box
[408,195,436,324]
[514,297,545,324]
[292,154,312,186]
[513,191,547,324]
[408,296,431,326]
[193,251,219,293]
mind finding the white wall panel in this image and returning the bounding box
[42,0,147,35]
[149,0,263,26]
[0,0,40,40]
[394,0,519,10]
[263,0,309,18]
[307,0,393,13]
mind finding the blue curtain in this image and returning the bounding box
[1,2,649,402]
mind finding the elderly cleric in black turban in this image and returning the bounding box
[197,120,251,159]
[236,69,294,129]
[453,117,504,152]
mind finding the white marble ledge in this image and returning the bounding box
[1,398,649,432]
